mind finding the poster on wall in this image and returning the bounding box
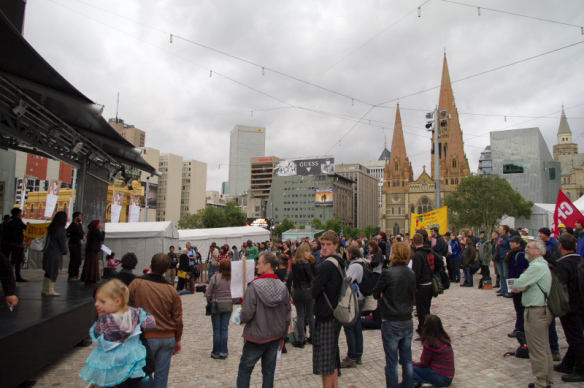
[128,195,140,222]
[0,181,4,217]
[111,190,123,223]
[44,179,61,218]
[315,187,334,207]
[410,206,449,236]
[140,182,158,209]
[274,157,335,177]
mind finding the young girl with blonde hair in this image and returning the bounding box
[80,279,156,387]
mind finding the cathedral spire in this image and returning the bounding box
[384,104,413,194]
[390,104,408,161]
[431,54,470,189]
[558,106,572,135]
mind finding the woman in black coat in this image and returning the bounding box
[42,211,68,296]
[81,220,105,285]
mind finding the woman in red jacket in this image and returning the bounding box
[413,314,455,387]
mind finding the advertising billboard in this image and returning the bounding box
[140,182,158,209]
[274,157,334,177]
[315,187,333,207]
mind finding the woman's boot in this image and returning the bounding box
[46,279,61,296]
[41,277,49,296]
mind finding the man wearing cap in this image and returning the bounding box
[521,228,531,237]
[538,228,560,260]
[558,224,566,235]
[512,239,553,388]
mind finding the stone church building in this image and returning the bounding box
[381,55,471,235]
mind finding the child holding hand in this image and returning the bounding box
[80,279,156,387]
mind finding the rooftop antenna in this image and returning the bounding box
[115,92,120,124]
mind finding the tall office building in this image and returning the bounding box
[228,125,266,197]
[248,156,281,218]
[156,153,183,224]
[361,148,391,227]
[109,118,146,148]
[181,159,207,218]
[335,164,379,229]
[478,146,492,175]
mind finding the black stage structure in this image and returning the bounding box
[0,5,160,387]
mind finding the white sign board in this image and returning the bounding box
[44,194,58,218]
[230,259,256,299]
[111,204,122,223]
[128,205,140,223]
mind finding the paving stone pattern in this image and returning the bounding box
[29,270,572,387]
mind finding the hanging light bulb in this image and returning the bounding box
[262,67,265,76]
[251,111,254,117]
[418,7,421,17]
[581,27,583,35]
[504,115,507,122]
[170,34,173,43]
[478,7,481,16]
[352,99,354,106]
[210,70,212,77]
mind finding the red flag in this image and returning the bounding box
[553,189,583,235]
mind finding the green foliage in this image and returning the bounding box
[298,225,305,230]
[224,201,247,226]
[363,225,381,238]
[177,201,247,229]
[311,218,324,229]
[274,218,295,238]
[324,219,343,235]
[444,174,533,235]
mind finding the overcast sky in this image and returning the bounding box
[22,0,584,191]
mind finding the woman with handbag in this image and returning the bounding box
[292,243,315,347]
[205,259,235,360]
[42,211,68,296]
[81,220,105,286]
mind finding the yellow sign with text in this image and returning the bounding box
[23,222,51,247]
[410,206,448,236]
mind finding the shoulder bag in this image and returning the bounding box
[205,276,218,316]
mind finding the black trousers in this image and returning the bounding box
[512,292,525,333]
[416,284,433,334]
[3,246,24,280]
[480,264,491,279]
[559,310,584,373]
[68,243,82,278]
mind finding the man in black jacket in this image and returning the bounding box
[554,233,584,383]
[311,230,344,388]
[1,208,28,282]
[411,233,434,336]
[431,227,447,259]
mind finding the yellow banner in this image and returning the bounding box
[410,206,448,236]
[23,222,51,247]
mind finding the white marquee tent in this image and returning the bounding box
[103,221,179,273]
[178,226,270,260]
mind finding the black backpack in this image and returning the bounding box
[356,261,374,297]
[504,331,529,359]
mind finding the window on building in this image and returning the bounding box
[549,168,556,180]
[503,163,524,174]
[452,159,457,168]
[395,163,399,171]
[411,206,415,214]
[567,192,571,199]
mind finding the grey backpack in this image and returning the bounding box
[323,258,359,326]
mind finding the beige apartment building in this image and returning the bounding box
[181,160,207,218]
[156,153,183,224]
[139,147,160,222]
[248,156,281,218]
[335,164,379,229]
[109,118,146,148]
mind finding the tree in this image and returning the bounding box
[274,218,295,238]
[324,219,343,236]
[201,206,227,228]
[178,212,203,229]
[311,218,324,230]
[444,174,533,235]
[363,225,381,239]
[224,201,247,226]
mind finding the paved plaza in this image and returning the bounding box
[20,268,574,387]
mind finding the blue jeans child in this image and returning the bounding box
[413,366,453,387]
[381,320,414,388]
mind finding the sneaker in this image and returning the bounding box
[210,353,221,359]
[504,293,513,298]
[356,357,362,365]
[340,358,356,368]
[554,364,574,374]
[496,293,505,296]
[508,332,517,338]
[553,353,562,362]
[562,372,584,382]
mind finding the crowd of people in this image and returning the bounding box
[1,208,584,387]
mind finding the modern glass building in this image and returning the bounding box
[490,127,561,203]
[228,125,266,197]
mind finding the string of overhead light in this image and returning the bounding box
[434,0,584,34]
[48,0,584,159]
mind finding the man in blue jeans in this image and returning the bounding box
[236,251,291,388]
[373,241,417,388]
[129,253,183,388]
